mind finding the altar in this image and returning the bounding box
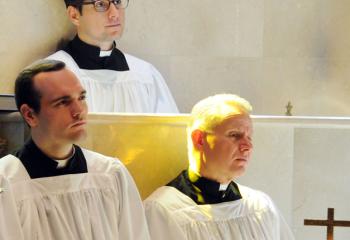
[1,112,349,239]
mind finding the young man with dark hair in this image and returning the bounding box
[47,0,178,113]
[0,59,150,240]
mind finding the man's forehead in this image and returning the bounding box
[34,68,79,84]
[33,69,84,97]
[215,114,252,130]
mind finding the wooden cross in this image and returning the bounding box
[304,208,350,240]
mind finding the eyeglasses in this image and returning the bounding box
[82,0,129,12]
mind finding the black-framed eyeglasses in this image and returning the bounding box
[82,0,129,12]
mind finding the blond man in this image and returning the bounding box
[144,94,295,240]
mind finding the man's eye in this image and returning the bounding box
[79,95,86,101]
[228,132,240,138]
[55,99,70,107]
[95,0,107,8]
[56,101,66,106]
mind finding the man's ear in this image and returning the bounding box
[191,129,205,150]
[67,6,81,26]
[20,104,38,128]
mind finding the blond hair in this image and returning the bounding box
[187,94,252,172]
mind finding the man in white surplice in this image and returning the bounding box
[144,94,295,240]
[47,0,178,113]
[0,59,150,240]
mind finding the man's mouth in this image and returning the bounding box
[235,158,248,162]
[71,120,87,128]
[105,23,120,28]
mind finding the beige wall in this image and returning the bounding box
[0,1,73,94]
[2,1,350,116]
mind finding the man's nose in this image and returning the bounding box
[108,2,121,19]
[71,101,85,118]
[239,137,253,153]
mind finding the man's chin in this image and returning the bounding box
[109,30,124,40]
[70,130,88,143]
[228,165,247,179]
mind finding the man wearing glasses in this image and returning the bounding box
[48,0,178,113]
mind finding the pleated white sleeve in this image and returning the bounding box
[83,149,151,240]
[47,51,179,113]
[115,163,151,240]
[0,151,151,240]
[148,64,179,113]
[144,199,186,240]
[144,186,295,240]
[0,175,24,240]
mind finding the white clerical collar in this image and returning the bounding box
[54,147,75,169]
[219,183,229,191]
[99,49,113,57]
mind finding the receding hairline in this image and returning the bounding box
[188,94,252,131]
[32,66,81,89]
[191,94,252,115]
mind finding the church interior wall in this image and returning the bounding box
[0,1,74,95]
[293,127,350,239]
[2,1,350,116]
[120,0,350,116]
[1,1,349,238]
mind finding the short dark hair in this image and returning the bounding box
[64,0,84,14]
[15,59,66,113]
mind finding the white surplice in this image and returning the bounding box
[0,149,150,240]
[47,51,179,113]
[144,185,295,240]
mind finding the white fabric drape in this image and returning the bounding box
[0,150,150,240]
[144,185,295,240]
[47,51,178,113]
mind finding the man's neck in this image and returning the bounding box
[31,137,74,160]
[198,167,233,184]
[76,33,114,51]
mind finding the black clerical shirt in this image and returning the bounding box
[13,139,87,179]
[63,35,129,71]
[167,169,242,205]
